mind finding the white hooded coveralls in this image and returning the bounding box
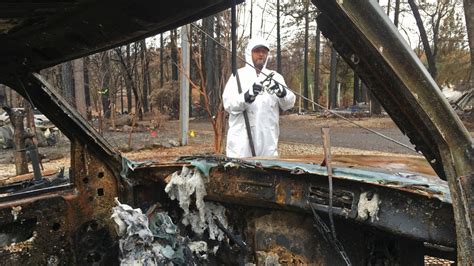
[223,37,296,158]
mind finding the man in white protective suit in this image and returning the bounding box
[223,37,296,158]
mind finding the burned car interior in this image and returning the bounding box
[0,0,472,265]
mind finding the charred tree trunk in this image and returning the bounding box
[204,15,217,115]
[0,85,6,106]
[314,28,321,111]
[216,15,226,154]
[408,0,437,79]
[120,78,124,114]
[464,0,474,89]
[73,58,87,118]
[394,0,401,27]
[303,0,310,110]
[249,0,253,38]
[140,40,150,113]
[125,45,133,113]
[60,61,75,104]
[200,26,206,110]
[24,101,34,127]
[215,17,223,115]
[171,29,179,81]
[84,57,92,120]
[353,73,360,105]
[276,0,282,74]
[328,46,338,109]
[387,0,391,16]
[100,52,111,119]
[160,34,165,88]
[115,46,142,120]
[4,107,28,175]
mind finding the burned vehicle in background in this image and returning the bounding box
[0,0,472,265]
[0,108,60,149]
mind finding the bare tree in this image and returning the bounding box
[277,0,282,73]
[60,61,75,104]
[408,0,457,81]
[171,29,179,81]
[115,45,143,120]
[160,34,165,88]
[0,85,6,106]
[408,0,437,78]
[203,15,218,115]
[314,27,321,110]
[140,40,151,113]
[303,0,310,110]
[73,58,87,118]
[394,0,401,27]
[328,46,338,109]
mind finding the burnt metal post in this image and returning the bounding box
[25,138,42,181]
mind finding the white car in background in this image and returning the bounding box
[0,108,52,127]
[0,108,60,148]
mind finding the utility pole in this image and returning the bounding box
[180,25,190,146]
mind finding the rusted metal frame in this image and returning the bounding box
[0,183,74,203]
[0,187,76,208]
[0,143,118,265]
[27,146,42,181]
[0,76,122,263]
[202,166,455,247]
[0,0,245,74]
[311,1,473,261]
[119,163,186,206]
[177,156,452,203]
[0,195,75,265]
[0,72,124,202]
[249,160,451,203]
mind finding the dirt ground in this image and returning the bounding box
[0,113,473,178]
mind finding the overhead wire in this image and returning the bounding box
[191,22,418,154]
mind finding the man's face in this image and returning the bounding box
[252,46,269,70]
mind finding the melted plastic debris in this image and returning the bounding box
[112,166,233,264]
[165,166,230,242]
[188,241,208,259]
[11,206,21,221]
[357,192,380,222]
[181,202,229,242]
[165,166,207,224]
[111,198,196,265]
[111,198,159,265]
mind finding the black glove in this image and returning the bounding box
[272,83,287,98]
[252,82,263,95]
[244,83,263,103]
